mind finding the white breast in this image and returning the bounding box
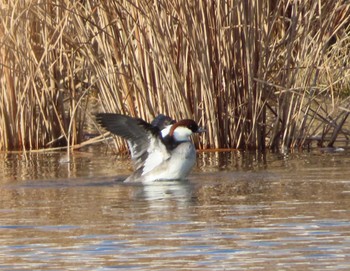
[141,142,196,183]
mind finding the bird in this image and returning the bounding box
[96,113,205,183]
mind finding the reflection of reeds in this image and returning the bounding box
[1,1,350,151]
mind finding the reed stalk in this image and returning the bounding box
[1,0,350,151]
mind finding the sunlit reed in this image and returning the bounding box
[1,0,349,151]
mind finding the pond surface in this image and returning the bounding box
[1,147,350,270]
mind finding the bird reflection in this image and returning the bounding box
[134,179,194,210]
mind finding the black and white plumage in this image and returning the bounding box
[96,113,205,183]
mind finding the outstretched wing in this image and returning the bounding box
[151,114,175,130]
[96,113,170,174]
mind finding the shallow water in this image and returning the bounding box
[1,148,350,270]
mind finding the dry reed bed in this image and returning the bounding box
[1,0,350,151]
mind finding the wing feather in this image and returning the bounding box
[96,113,170,174]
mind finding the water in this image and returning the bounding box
[1,148,350,270]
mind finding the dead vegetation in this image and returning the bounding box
[1,0,350,151]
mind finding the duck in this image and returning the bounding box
[96,113,205,183]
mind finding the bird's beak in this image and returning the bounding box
[197,127,206,133]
